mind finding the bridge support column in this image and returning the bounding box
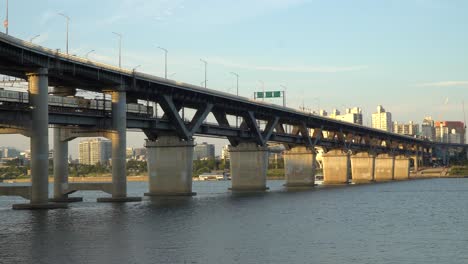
[350,152,375,183]
[283,146,316,187]
[13,69,66,210]
[229,142,269,191]
[394,155,410,180]
[322,149,350,184]
[144,136,196,196]
[49,127,83,203]
[98,90,141,203]
[374,154,395,181]
[411,155,419,172]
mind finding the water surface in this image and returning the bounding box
[1,179,468,264]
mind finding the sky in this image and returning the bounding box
[1,0,468,157]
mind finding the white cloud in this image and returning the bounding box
[417,81,468,87]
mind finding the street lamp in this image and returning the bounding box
[157,46,168,79]
[280,85,287,107]
[85,49,95,59]
[132,65,141,72]
[200,59,207,88]
[230,72,239,96]
[58,13,70,54]
[30,34,40,43]
[4,0,8,35]
[258,80,264,101]
[230,72,240,127]
[112,32,122,68]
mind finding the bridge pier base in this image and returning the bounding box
[229,143,269,191]
[394,155,410,180]
[350,152,375,183]
[98,90,141,203]
[374,154,395,181]
[322,149,350,185]
[283,146,316,187]
[13,69,67,210]
[144,136,196,196]
[49,127,83,203]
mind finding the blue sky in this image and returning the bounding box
[1,0,468,155]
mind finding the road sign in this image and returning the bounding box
[255,91,282,98]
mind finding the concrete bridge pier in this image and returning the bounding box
[322,149,350,185]
[98,90,141,203]
[350,152,375,183]
[13,69,67,210]
[283,146,316,187]
[49,127,83,203]
[229,142,269,191]
[144,136,196,196]
[374,154,395,181]
[394,155,410,180]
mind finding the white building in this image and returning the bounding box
[372,105,392,132]
[319,107,363,125]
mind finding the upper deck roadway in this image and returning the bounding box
[0,32,464,152]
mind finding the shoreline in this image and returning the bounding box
[2,175,287,183]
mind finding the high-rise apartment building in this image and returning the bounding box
[372,105,392,132]
[393,121,419,136]
[421,116,435,141]
[79,138,112,165]
[193,142,215,160]
[435,121,465,144]
[221,145,230,160]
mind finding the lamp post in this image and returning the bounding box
[157,46,168,79]
[85,49,95,59]
[280,85,287,107]
[200,59,207,88]
[258,80,264,101]
[112,32,122,68]
[230,72,240,127]
[4,0,8,35]
[132,65,141,73]
[58,13,70,54]
[30,34,40,43]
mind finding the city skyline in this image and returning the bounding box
[0,0,467,156]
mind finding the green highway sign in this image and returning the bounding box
[255,91,282,98]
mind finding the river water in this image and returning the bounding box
[1,179,468,264]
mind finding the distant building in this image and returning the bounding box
[372,105,392,132]
[126,148,134,159]
[421,116,436,141]
[319,107,363,125]
[79,138,111,165]
[435,121,465,144]
[221,145,230,160]
[194,142,215,160]
[393,121,419,136]
[0,147,20,159]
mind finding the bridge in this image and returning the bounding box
[0,32,465,209]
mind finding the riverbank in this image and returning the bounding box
[2,174,286,183]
